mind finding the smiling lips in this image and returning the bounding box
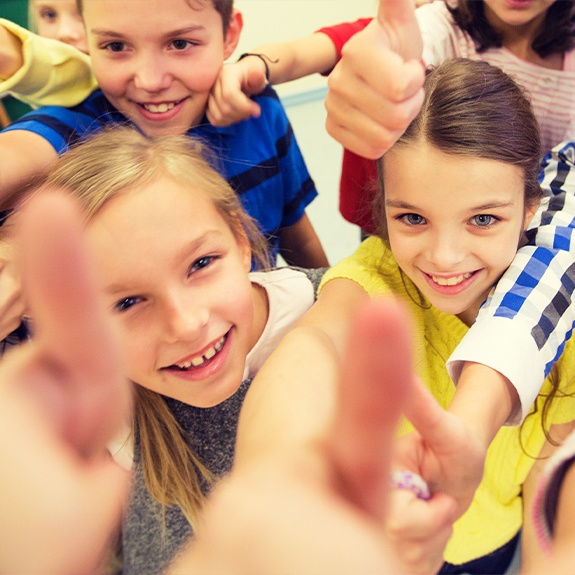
[141,101,176,114]
[431,272,472,287]
[170,333,227,371]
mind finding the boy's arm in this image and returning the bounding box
[0,19,97,109]
[279,212,329,268]
[448,141,575,426]
[208,33,338,127]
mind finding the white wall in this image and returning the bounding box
[233,0,376,99]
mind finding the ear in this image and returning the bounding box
[223,10,243,60]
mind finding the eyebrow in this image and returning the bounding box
[90,25,206,39]
[384,199,516,210]
[103,230,226,296]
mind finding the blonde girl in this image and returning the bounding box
[39,126,323,575]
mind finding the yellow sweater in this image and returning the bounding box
[321,237,575,565]
[0,19,96,108]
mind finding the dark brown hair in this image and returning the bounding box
[448,0,575,58]
[76,0,234,33]
[375,58,543,238]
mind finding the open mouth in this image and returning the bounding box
[138,98,186,115]
[430,272,473,287]
[167,333,228,372]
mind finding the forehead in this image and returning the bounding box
[89,175,229,237]
[383,142,525,208]
[81,0,217,20]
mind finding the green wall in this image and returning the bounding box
[0,0,31,121]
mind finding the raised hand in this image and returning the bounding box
[325,0,425,158]
[171,299,415,574]
[0,191,131,575]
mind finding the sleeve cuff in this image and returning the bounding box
[447,316,546,425]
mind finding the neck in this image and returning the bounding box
[485,7,563,69]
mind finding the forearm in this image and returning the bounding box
[246,33,338,85]
[0,19,96,108]
[0,23,23,80]
[235,279,369,466]
[448,362,518,450]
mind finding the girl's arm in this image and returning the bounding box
[172,296,436,575]
[207,32,338,127]
[0,19,97,109]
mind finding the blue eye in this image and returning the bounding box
[189,255,216,275]
[472,214,496,227]
[401,213,426,225]
[114,296,141,312]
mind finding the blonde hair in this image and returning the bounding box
[41,126,270,529]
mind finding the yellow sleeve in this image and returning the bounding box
[0,19,97,108]
[319,236,401,297]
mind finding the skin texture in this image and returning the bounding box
[31,0,88,53]
[383,142,536,326]
[82,0,242,136]
[86,175,267,409]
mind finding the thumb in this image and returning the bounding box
[329,298,413,519]
[244,67,268,97]
[376,0,422,61]
[404,377,459,457]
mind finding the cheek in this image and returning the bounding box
[184,56,223,92]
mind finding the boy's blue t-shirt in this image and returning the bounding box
[4,86,317,261]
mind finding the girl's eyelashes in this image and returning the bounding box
[101,41,127,53]
[188,255,218,275]
[471,214,499,228]
[398,213,426,226]
[114,296,142,313]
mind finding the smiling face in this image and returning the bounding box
[87,175,263,407]
[81,0,241,136]
[383,141,536,326]
[31,0,88,53]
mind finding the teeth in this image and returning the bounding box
[143,102,176,113]
[175,335,226,370]
[431,273,472,286]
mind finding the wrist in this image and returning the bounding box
[237,52,277,83]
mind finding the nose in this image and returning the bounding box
[163,295,209,343]
[133,52,173,93]
[425,230,466,271]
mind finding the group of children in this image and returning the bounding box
[2,0,575,574]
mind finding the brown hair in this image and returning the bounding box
[448,0,575,58]
[42,126,270,529]
[375,58,543,238]
[76,0,234,33]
